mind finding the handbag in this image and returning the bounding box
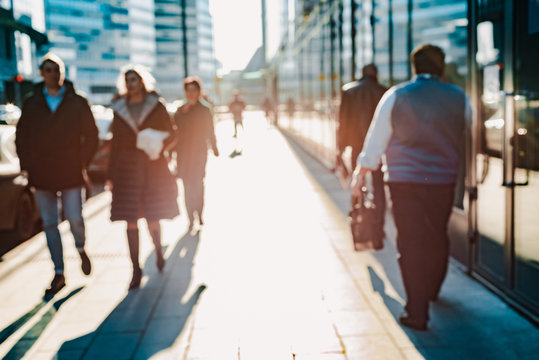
[349,174,384,251]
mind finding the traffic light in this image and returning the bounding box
[10,74,24,82]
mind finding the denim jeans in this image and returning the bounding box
[35,187,86,274]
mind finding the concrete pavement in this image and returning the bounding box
[0,111,537,359]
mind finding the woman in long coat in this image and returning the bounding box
[174,77,219,231]
[107,65,179,289]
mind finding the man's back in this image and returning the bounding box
[387,75,467,184]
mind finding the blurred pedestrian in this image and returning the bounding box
[337,64,387,171]
[174,77,219,231]
[228,90,246,137]
[15,53,98,297]
[107,65,179,290]
[287,97,295,119]
[353,44,471,330]
[262,97,274,124]
[337,64,387,242]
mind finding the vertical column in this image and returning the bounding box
[371,0,376,61]
[388,0,394,85]
[181,0,188,77]
[407,0,413,79]
[330,0,337,99]
[351,0,357,80]
[320,4,327,101]
[338,0,344,87]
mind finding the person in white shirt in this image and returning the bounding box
[352,44,472,331]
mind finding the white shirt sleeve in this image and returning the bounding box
[357,88,397,170]
[464,94,473,126]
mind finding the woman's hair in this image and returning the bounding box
[39,52,66,81]
[183,76,202,91]
[116,64,156,95]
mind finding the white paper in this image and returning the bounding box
[136,128,169,160]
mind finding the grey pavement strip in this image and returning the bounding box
[282,132,410,359]
[73,234,203,359]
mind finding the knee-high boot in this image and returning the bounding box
[127,229,142,289]
[150,227,165,272]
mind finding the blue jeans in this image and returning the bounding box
[35,187,86,274]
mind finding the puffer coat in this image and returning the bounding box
[15,81,98,191]
[108,93,179,222]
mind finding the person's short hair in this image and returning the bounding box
[184,76,202,91]
[362,64,378,77]
[116,64,156,96]
[411,44,445,77]
[39,52,66,81]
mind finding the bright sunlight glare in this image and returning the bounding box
[209,0,262,74]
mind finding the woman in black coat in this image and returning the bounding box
[174,77,219,231]
[107,66,179,289]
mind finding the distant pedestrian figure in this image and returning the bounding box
[337,64,387,171]
[338,64,387,245]
[228,90,246,137]
[353,44,471,330]
[262,97,274,124]
[107,65,179,290]
[174,77,219,231]
[15,53,98,297]
[287,97,295,119]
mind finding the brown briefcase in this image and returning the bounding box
[349,180,384,251]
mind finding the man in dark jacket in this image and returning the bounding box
[16,53,98,297]
[337,64,387,242]
[353,45,471,330]
[337,64,387,170]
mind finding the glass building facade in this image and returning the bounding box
[0,0,47,105]
[43,0,215,103]
[154,0,216,102]
[44,0,156,104]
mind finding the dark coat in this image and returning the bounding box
[174,100,217,183]
[108,93,179,222]
[15,81,98,191]
[337,76,387,151]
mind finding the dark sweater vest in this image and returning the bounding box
[386,75,466,184]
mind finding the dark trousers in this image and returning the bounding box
[372,168,386,236]
[388,182,455,322]
[183,177,205,223]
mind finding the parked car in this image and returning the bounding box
[87,105,113,181]
[0,103,21,125]
[0,105,41,241]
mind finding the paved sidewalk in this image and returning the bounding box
[0,112,537,359]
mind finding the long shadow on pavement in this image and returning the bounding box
[282,132,539,359]
[56,231,205,360]
[2,287,84,360]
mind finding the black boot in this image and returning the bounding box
[127,229,142,289]
[150,228,165,273]
[44,273,66,298]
